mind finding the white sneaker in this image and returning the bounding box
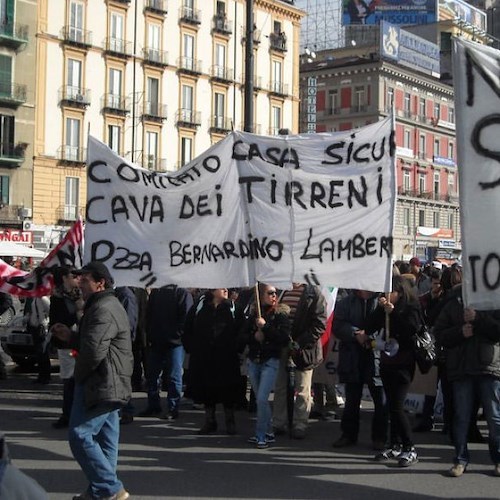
[398,448,418,467]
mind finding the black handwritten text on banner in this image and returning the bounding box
[85,118,396,291]
[454,39,500,309]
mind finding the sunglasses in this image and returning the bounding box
[266,291,277,296]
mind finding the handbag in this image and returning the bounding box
[413,318,436,374]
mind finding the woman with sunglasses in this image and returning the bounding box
[240,284,291,448]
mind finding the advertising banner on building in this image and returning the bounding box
[85,118,396,292]
[439,0,486,32]
[453,38,500,309]
[380,21,440,77]
[343,0,437,27]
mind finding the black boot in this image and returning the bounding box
[198,405,217,434]
[224,404,236,435]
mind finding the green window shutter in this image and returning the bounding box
[0,55,11,96]
[0,175,9,204]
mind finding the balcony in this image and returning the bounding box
[242,28,262,45]
[57,204,81,223]
[101,93,129,115]
[350,105,369,114]
[326,107,340,115]
[269,32,287,52]
[0,142,27,167]
[112,0,131,4]
[0,82,27,107]
[239,123,262,134]
[58,145,86,165]
[417,115,427,124]
[0,22,29,49]
[141,101,168,122]
[59,85,91,108]
[179,6,201,25]
[61,26,92,48]
[268,80,288,97]
[103,37,131,58]
[137,154,167,171]
[176,108,201,128]
[143,47,169,67]
[177,56,202,75]
[144,0,168,15]
[212,14,232,35]
[210,65,233,83]
[209,116,232,133]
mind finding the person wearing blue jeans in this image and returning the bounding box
[239,284,290,448]
[138,285,193,420]
[434,284,500,477]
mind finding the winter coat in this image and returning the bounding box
[287,285,327,370]
[433,286,500,381]
[146,285,194,348]
[239,303,291,362]
[333,291,381,385]
[115,286,138,341]
[183,298,244,405]
[73,289,133,410]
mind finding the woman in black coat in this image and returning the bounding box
[367,275,421,467]
[183,288,245,435]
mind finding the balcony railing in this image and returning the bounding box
[326,107,340,115]
[144,0,168,15]
[397,186,459,204]
[0,82,27,106]
[212,14,232,35]
[179,6,201,25]
[138,154,167,171]
[101,93,129,114]
[177,56,202,74]
[268,80,288,96]
[239,123,262,134]
[103,37,131,57]
[350,104,369,113]
[59,85,91,107]
[210,65,233,82]
[242,28,261,45]
[0,22,29,48]
[176,108,201,127]
[57,204,81,222]
[58,145,87,164]
[268,127,282,136]
[143,47,169,67]
[209,116,232,132]
[0,142,26,166]
[142,101,168,121]
[61,26,92,48]
[269,32,287,52]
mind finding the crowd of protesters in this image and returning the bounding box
[1,255,500,498]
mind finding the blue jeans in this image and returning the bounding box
[146,344,184,413]
[247,357,280,441]
[452,375,500,466]
[69,384,123,498]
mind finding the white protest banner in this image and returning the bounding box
[85,117,396,290]
[453,39,500,309]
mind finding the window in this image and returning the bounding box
[0,175,8,205]
[449,107,455,124]
[354,86,365,111]
[403,208,410,234]
[419,173,426,193]
[214,92,225,128]
[273,21,282,34]
[146,131,158,169]
[272,106,281,135]
[65,117,81,160]
[107,124,121,154]
[148,23,161,59]
[181,84,193,121]
[434,102,440,120]
[215,43,226,78]
[0,114,14,156]
[272,60,282,93]
[0,0,13,29]
[110,12,124,52]
[386,87,394,109]
[328,89,338,113]
[448,172,455,195]
[434,138,440,157]
[434,171,440,195]
[403,170,410,191]
[181,136,192,166]
[183,0,194,13]
[433,211,440,228]
[0,55,12,96]
[183,33,194,70]
[65,177,79,220]
[67,59,82,96]
[404,129,411,149]
[108,68,122,107]
[448,142,454,160]
[419,97,425,118]
[404,92,410,114]
[69,1,84,43]
[216,1,226,15]
[147,76,159,114]
[418,209,425,227]
[419,134,425,158]
[448,212,454,230]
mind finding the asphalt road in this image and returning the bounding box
[1,364,499,500]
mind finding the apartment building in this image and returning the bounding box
[32,0,303,242]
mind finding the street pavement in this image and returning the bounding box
[1,365,499,500]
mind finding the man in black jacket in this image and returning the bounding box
[138,285,193,420]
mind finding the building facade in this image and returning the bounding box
[31,0,304,247]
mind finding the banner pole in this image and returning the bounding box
[254,282,262,318]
